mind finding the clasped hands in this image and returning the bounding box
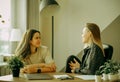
[69,58,80,73]
[20,63,56,73]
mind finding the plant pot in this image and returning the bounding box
[118,69,120,74]
[108,73,118,81]
[118,69,120,79]
[102,73,109,81]
[12,68,20,77]
[95,75,102,82]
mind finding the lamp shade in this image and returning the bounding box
[10,29,22,41]
[40,0,59,14]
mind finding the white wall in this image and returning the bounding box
[102,15,120,63]
[40,0,120,71]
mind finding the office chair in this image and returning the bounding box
[103,44,113,61]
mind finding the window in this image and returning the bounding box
[0,0,11,56]
[0,0,11,28]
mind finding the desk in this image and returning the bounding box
[0,73,95,82]
[0,73,119,82]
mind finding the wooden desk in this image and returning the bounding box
[0,73,95,82]
[0,73,119,82]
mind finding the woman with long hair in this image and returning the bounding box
[65,23,105,75]
[15,29,56,73]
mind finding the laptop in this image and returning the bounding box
[24,73,53,80]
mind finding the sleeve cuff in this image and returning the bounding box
[74,68,80,73]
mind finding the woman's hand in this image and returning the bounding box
[20,65,37,73]
[44,63,56,72]
[20,63,56,73]
[69,58,80,73]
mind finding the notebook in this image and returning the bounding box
[24,73,53,80]
[53,74,74,80]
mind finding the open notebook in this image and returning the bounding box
[24,73,53,80]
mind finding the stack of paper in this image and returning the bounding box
[75,75,95,80]
[53,74,74,80]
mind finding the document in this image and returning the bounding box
[53,74,74,80]
[74,75,95,80]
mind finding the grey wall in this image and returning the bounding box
[12,0,120,72]
[102,15,120,63]
[39,0,120,71]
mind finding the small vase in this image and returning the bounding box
[118,69,120,73]
[12,68,20,77]
[102,73,109,81]
[95,75,102,82]
[108,73,118,81]
[118,69,120,79]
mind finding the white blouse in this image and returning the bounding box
[26,45,54,65]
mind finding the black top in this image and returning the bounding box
[75,43,105,75]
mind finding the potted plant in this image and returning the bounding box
[100,60,111,81]
[108,60,119,81]
[8,56,24,77]
[118,63,120,79]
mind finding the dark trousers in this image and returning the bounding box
[65,55,81,73]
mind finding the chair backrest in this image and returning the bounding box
[103,44,113,61]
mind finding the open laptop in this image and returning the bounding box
[24,73,53,80]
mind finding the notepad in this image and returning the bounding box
[24,73,53,80]
[53,74,74,80]
[75,75,95,80]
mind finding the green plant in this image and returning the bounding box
[109,61,119,74]
[100,61,111,74]
[8,56,24,70]
[100,60,119,75]
[118,63,120,69]
[95,70,102,75]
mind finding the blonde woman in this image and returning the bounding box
[15,29,56,73]
[65,23,105,75]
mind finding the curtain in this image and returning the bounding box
[27,0,40,30]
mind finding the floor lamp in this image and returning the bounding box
[10,29,22,54]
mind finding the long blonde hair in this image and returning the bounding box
[15,29,40,59]
[86,23,104,55]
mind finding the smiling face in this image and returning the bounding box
[81,27,91,44]
[30,32,41,48]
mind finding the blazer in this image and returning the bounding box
[75,43,105,75]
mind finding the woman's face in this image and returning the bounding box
[81,27,91,43]
[30,32,41,48]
